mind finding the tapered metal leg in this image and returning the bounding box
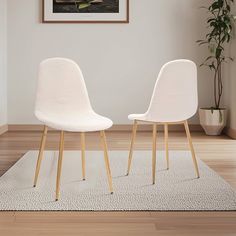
[184,120,200,178]
[164,123,169,170]
[152,124,157,185]
[127,120,138,175]
[55,131,65,201]
[81,132,86,181]
[100,131,113,194]
[33,126,48,187]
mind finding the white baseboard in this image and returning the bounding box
[7,124,203,132]
[0,124,8,135]
[3,124,236,139]
[225,127,236,139]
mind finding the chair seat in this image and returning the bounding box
[128,113,147,121]
[35,111,113,132]
[128,113,161,123]
[128,113,185,123]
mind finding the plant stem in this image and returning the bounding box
[217,60,223,108]
[214,64,219,108]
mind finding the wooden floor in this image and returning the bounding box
[0,130,236,236]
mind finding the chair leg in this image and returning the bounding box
[100,131,113,194]
[164,123,169,170]
[33,125,48,187]
[127,120,138,176]
[81,132,86,181]
[184,120,200,178]
[152,124,157,185]
[56,131,65,201]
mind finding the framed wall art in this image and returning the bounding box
[43,0,129,23]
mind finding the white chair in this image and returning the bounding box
[127,59,200,184]
[34,58,113,201]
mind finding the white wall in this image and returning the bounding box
[7,0,213,125]
[228,34,236,130]
[223,3,236,132]
[0,0,7,126]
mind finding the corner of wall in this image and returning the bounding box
[0,0,8,133]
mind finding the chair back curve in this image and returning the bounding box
[145,59,198,122]
[35,58,93,117]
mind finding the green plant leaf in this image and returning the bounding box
[197,0,235,108]
[79,3,91,9]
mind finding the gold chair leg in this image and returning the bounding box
[127,120,138,176]
[56,131,65,201]
[184,120,200,178]
[100,131,113,194]
[33,125,48,187]
[81,132,86,181]
[152,124,157,185]
[164,123,169,170]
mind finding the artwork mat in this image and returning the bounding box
[43,0,129,23]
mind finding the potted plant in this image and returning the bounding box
[197,0,235,135]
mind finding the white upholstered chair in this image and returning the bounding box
[34,58,113,201]
[127,59,200,184]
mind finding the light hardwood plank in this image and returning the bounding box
[0,131,236,235]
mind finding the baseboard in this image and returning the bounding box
[8,124,203,132]
[0,124,8,135]
[6,124,236,139]
[111,124,203,132]
[225,127,236,139]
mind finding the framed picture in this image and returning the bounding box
[43,0,129,23]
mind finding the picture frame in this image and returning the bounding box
[43,0,129,23]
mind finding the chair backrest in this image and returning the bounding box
[145,60,198,122]
[35,58,92,116]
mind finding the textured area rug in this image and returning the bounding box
[0,151,236,211]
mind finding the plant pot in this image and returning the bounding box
[199,108,227,136]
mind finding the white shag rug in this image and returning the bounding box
[0,151,235,211]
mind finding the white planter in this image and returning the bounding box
[199,108,227,136]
